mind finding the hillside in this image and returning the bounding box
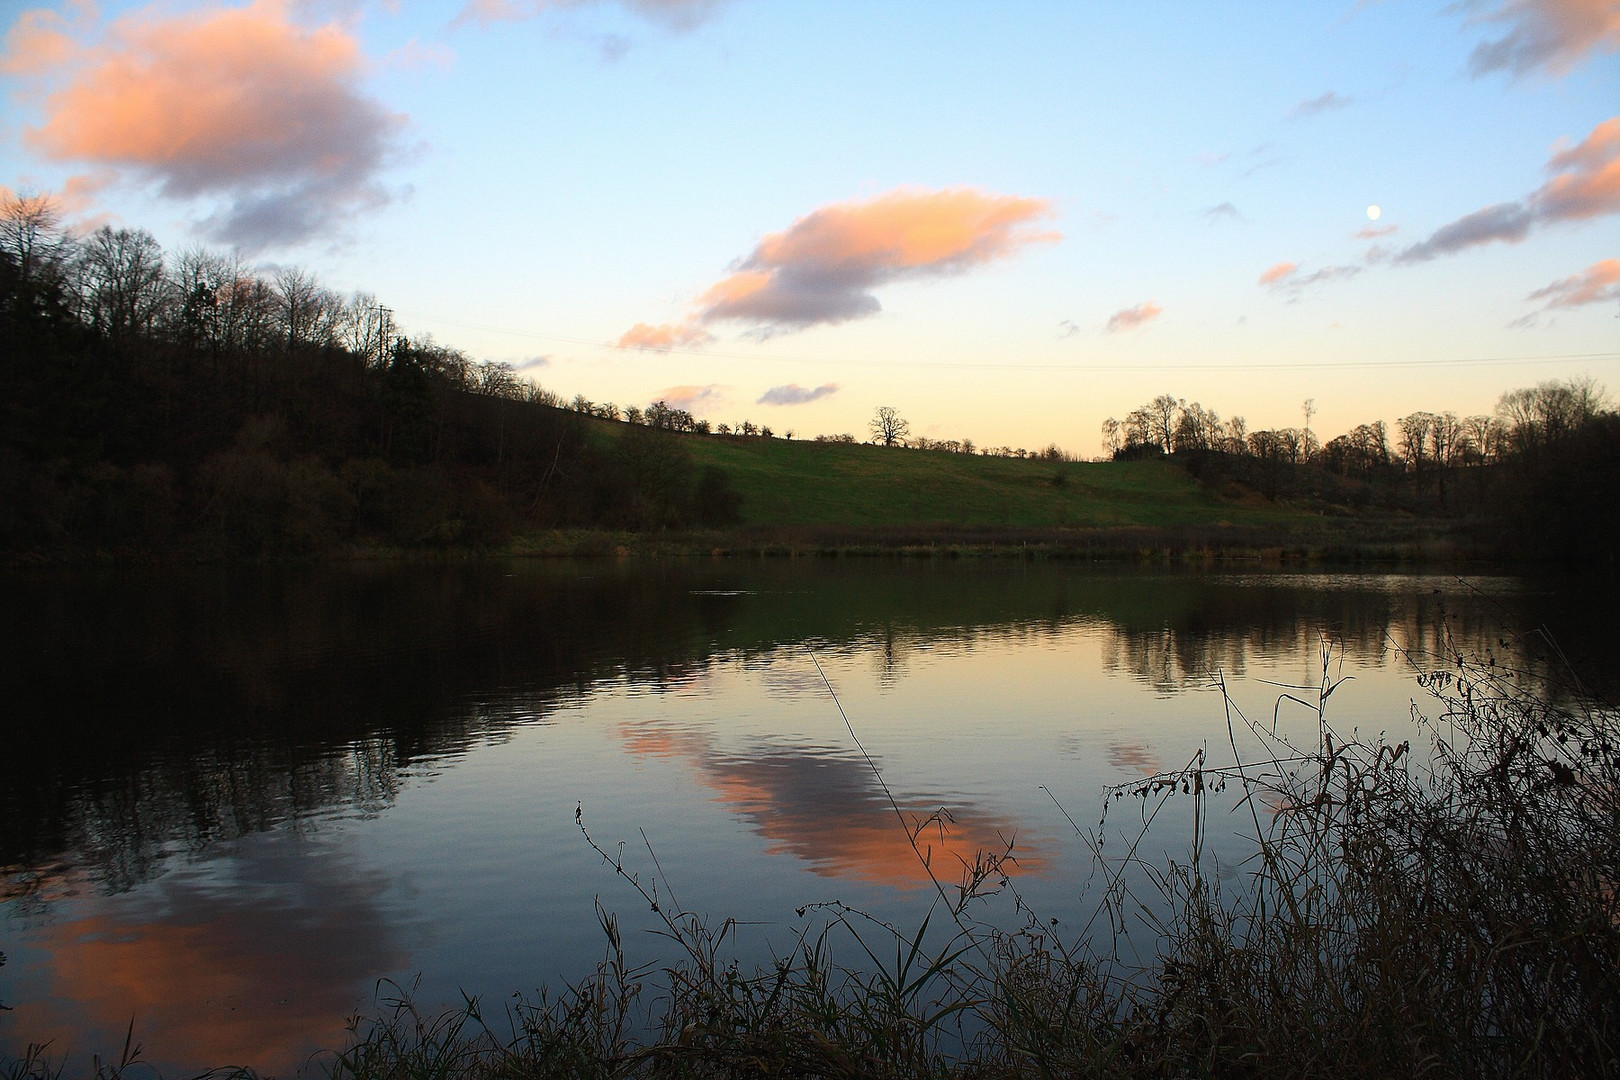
[541,415,1453,560]
[679,432,1292,530]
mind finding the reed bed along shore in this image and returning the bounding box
[6,627,1617,1080]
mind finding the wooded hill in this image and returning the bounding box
[3,199,1615,564]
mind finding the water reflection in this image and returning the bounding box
[1092,574,1536,694]
[2,561,1609,1074]
[1105,742,1167,779]
[2,564,1598,898]
[619,721,1045,887]
[6,833,405,1075]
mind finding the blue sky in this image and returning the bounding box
[3,0,1616,453]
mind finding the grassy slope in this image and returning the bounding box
[678,433,1302,529]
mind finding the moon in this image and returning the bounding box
[1367,204,1382,220]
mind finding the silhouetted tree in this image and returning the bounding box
[869,405,909,447]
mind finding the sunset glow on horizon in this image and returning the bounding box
[3,0,1616,453]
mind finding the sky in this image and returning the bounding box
[2,0,1617,454]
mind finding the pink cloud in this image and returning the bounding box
[0,6,86,77]
[652,384,723,411]
[2,172,116,218]
[1258,261,1298,286]
[9,0,407,249]
[1526,258,1620,309]
[1354,224,1398,239]
[1537,116,1620,219]
[624,186,1057,342]
[1464,0,1620,78]
[1259,260,1360,297]
[615,320,714,351]
[1105,301,1162,333]
[1398,116,1618,263]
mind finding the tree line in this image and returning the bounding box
[1102,383,1617,562]
[1103,382,1606,478]
[0,194,743,554]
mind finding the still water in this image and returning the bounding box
[0,559,1606,1075]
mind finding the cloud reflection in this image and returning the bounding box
[8,834,406,1076]
[619,724,1046,888]
[1106,742,1166,778]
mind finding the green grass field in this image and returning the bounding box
[678,434,1300,529]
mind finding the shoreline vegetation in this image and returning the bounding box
[4,198,1618,570]
[0,521,1495,568]
[7,631,1616,1079]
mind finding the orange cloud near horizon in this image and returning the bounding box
[749,187,1058,275]
[1398,114,1619,263]
[653,383,725,410]
[624,186,1058,341]
[1527,257,1620,309]
[616,320,715,350]
[1258,261,1298,286]
[1105,300,1163,333]
[1536,116,1620,220]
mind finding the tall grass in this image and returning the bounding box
[11,627,1613,1079]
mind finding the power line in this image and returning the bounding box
[398,309,1619,373]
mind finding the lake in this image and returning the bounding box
[0,558,1607,1076]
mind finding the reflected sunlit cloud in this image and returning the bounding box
[619,723,1047,888]
[6,834,405,1076]
[1106,742,1166,778]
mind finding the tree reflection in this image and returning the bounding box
[2,562,1600,903]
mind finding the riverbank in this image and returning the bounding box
[4,514,1507,569]
[509,518,1488,564]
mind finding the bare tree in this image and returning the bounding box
[1497,376,1608,454]
[1224,415,1248,454]
[273,265,323,353]
[1174,402,1221,452]
[1351,421,1389,472]
[0,191,69,292]
[474,360,523,399]
[1123,406,1156,450]
[339,292,394,368]
[1101,417,1122,457]
[1460,414,1499,463]
[77,226,168,351]
[1146,393,1181,451]
[1398,412,1436,475]
[1430,411,1464,469]
[869,405,910,447]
